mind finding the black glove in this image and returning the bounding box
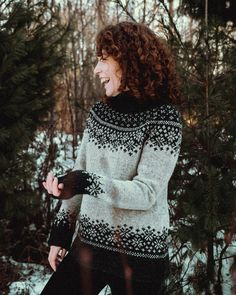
[57,170,82,199]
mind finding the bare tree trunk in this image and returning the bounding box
[142,0,146,23]
[205,0,209,123]
[96,0,106,31]
[207,234,215,284]
[169,0,174,18]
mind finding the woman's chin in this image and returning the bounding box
[106,90,120,97]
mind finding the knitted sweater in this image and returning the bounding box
[48,92,182,279]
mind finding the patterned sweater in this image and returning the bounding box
[48,92,182,280]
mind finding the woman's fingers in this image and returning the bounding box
[59,248,67,261]
[48,246,67,271]
[58,183,64,190]
[42,181,47,190]
[48,246,60,271]
[46,172,54,194]
[52,177,61,197]
[42,172,63,197]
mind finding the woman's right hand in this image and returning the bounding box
[48,245,67,271]
[43,172,64,198]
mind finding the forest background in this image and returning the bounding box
[0,0,236,294]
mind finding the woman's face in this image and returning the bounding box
[94,53,122,97]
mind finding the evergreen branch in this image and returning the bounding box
[221,30,236,45]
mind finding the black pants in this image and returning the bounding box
[41,253,166,295]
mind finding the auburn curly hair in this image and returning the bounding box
[96,21,180,104]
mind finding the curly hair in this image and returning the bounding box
[96,21,180,104]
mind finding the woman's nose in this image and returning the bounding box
[94,62,100,76]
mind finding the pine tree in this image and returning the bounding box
[0,0,67,255]
[164,1,236,292]
[179,0,236,26]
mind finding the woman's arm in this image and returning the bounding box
[57,116,182,210]
[45,130,88,250]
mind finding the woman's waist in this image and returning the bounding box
[70,237,170,282]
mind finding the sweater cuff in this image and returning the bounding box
[48,223,74,250]
[48,209,75,250]
[58,170,104,199]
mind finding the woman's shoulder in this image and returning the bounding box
[88,99,181,130]
[146,103,182,128]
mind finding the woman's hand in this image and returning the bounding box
[48,245,67,271]
[42,172,64,197]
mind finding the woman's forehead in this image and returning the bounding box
[97,49,109,59]
[102,49,108,56]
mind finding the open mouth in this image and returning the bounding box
[101,78,110,86]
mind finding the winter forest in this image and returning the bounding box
[0,0,236,294]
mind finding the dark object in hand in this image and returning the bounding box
[57,171,80,199]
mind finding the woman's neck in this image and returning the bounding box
[106,91,164,113]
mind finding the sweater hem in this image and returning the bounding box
[80,237,168,259]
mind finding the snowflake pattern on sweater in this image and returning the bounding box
[79,214,168,258]
[49,97,182,260]
[87,102,181,156]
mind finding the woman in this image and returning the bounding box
[42,21,182,295]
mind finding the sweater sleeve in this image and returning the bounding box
[59,116,182,211]
[48,131,88,249]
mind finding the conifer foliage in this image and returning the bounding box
[180,0,236,26]
[165,1,236,292]
[0,0,66,248]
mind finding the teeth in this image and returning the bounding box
[101,79,110,85]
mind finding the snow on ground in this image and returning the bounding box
[3,256,111,295]
[1,256,50,295]
[4,241,235,295]
[223,242,236,295]
[168,237,236,294]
